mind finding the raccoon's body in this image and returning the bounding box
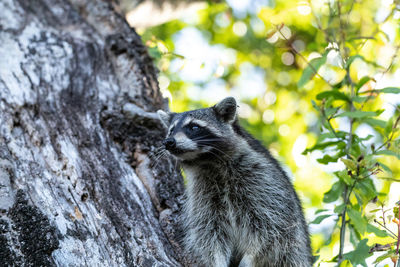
[158,97,312,267]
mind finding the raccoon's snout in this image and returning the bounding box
[163,138,176,150]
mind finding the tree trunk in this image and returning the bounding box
[0,0,186,266]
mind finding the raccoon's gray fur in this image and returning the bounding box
[158,97,312,267]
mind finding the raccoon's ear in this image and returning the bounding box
[157,110,173,128]
[213,97,237,123]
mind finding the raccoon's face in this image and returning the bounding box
[157,97,238,162]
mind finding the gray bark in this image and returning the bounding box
[0,0,187,266]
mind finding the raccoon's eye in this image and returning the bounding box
[188,124,200,132]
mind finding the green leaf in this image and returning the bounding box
[317,132,336,142]
[362,118,386,128]
[354,192,364,207]
[345,55,364,69]
[323,181,344,203]
[339,260,353,267]
[356,76,374,90]
[311,100,320,111]
[334,203,345,214]
[349,223,361,247]
[343,239,371,267]
[369,208,382,213]
[354,134,373,142]
[316,132,346,142]
[378,177,400,182]
[303,141,345,154]
[317,154,338,164]
[298,52,327,88]
[345,54,381,69]
[377,161,392,173]
[379,87,400,94]
[359,154,376,169]
[366,223,388,237]
[335,170,352,185]
[341,158,357,171]
[384,118,394,136]
[352,96,373,103]
[373,250,397,264]
[336,111,377,119]
[324,107,339,117]
[355,178,377,203]
[347,208,367,234]
[394,206,399,218]
[316,90,349,101]
[148,46,162,60]
[310,214,332,224]
[315,209,328,214]
[376,150,400,159]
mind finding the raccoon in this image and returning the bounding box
[157,97,312,267]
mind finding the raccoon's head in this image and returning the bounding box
[157,97,238,162]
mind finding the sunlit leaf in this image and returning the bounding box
[303,141,346,154]
[316,90,349,101]
[366,223,388,237]
[376,150,400,159]
[377,161,393,173]
[352,96,373,103]
[310,214,332,224]
[355,179,377,202]
[336,111,377,119]
[378,177,400,182]
[334,203,345,214]
[339,260,353,267]
[341,158,357,171]
[315,209,328,214]
[148,46,163,60]
[348,208,367,234]
[346,55,365,68]
[356,76,374,90]
[362,118,387,128]
[323,181,344,203]
[373,250,397,264]
[378,87,400,94]
[343,239,371,266]
[317,154,339,164]
[298,52,327,88]
[335,170,352,185]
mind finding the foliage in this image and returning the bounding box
[139,0,400,266]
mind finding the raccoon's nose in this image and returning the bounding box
[163,138,176,150]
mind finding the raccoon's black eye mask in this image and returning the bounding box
[184,124,223,147]
[184,123,206,138]
[185,123,201,133]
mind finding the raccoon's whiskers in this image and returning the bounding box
[196,140,232,161]
[206,150,227,165]
[173,157,179,173]
[150,150,168,168]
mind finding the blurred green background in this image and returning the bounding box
[127,0,400,265]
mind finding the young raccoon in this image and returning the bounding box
[157,97,312,267]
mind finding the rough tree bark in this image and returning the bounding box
[0,0,187,266]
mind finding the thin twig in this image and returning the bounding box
[321,101,341,139]
[337,2,356,263]
[396,203,400,254]
[374,219,398,239]
[275,25,333,87]
[375,112,400,152]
